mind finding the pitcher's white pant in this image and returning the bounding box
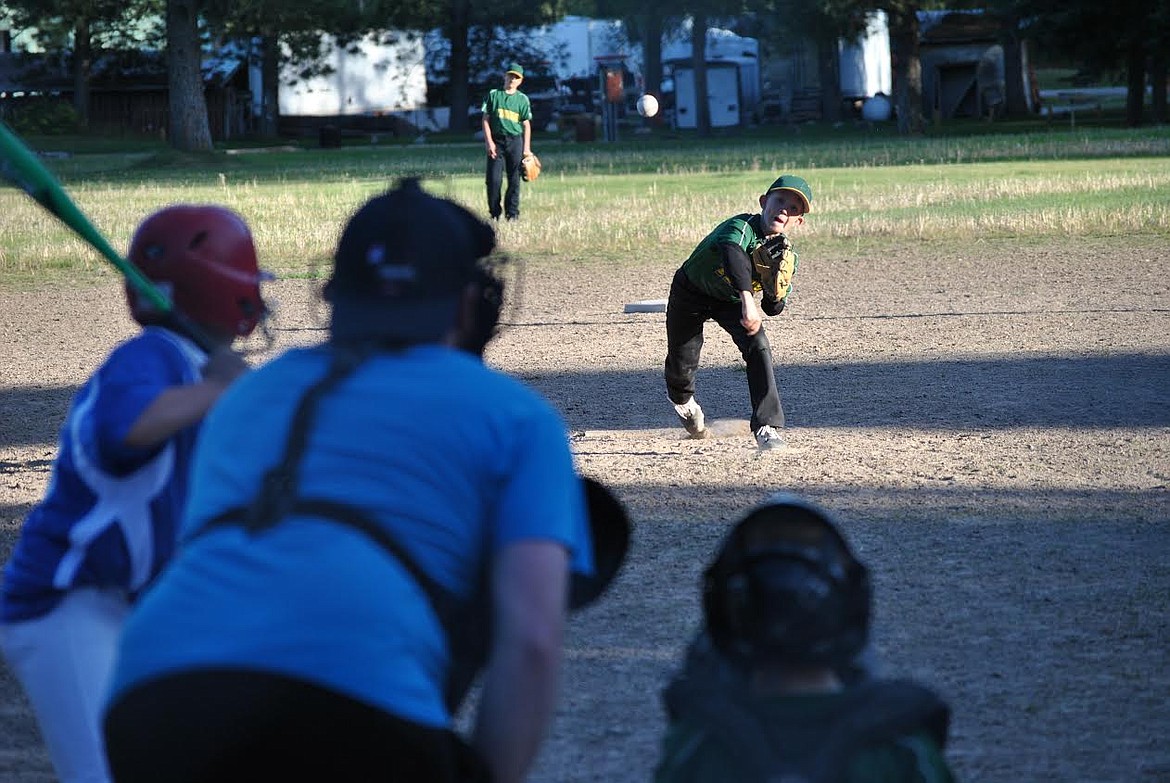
[1,587,129,783]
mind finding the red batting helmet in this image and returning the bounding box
[127,205,266,338]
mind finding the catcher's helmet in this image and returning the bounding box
[127,205,266,339]
[702,494,871,670]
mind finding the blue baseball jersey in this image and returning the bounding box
[109,344,593,728]
[1,328,206,623]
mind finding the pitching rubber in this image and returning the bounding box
[623,299,668,313]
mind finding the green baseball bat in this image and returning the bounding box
[0,121,216,351]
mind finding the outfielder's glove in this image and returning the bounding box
[521,153,541,182]
[751,233,797,305]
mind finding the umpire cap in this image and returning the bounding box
[325,178,495,343]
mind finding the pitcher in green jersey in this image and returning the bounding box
[664,175,812,450]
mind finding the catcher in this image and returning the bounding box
[480,62,534,221]
[664,174,811,450]
[654,494,955,782]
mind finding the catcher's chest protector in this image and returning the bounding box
[664,672,950,783]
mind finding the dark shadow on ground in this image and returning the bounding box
[602,480,1169,526]
[594,478,1170,653]
[0,385,74,449]
[3,352,1166,451]
[519,351,1170,432]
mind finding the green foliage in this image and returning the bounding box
[3,0,163,51]
[6,99,82,136]
[1022,0,1165,72]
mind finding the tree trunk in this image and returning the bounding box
[692,15,710,136]
[998,11,1030,117]
[888,5,923,134]
[1124,40,1146,127]
[639,12,664,100]
[166,0,212,151]
[71,18,91,128]
[817,29,841,123]
[1150,38,1166,124]
[447,0,472,133]
[259,32,280,138]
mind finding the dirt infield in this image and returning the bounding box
[1,236,1167,781]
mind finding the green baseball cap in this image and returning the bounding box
[766,175,812,214]
[505,63,524,79]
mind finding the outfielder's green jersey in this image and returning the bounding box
[680,213,799,303]
[481,89,531,138]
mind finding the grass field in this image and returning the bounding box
[1,123,1168,287]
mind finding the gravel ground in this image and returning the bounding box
[1,235,1167,781]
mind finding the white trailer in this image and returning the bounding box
[262,32,429,118]
[839,11,892,100]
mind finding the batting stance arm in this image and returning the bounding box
[473,541,569,783]
[123,348,249,448]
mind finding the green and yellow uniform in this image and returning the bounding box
[680,213,799,304]
[481,84,532,221]
[481,90,531,139]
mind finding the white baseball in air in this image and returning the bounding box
[636,94,659,118]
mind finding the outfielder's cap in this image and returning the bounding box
[505,63,524,78]
[766,174,813,214]
[325,178,495,343]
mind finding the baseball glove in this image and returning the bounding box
[751,233,797,303]
[521,153,541,182]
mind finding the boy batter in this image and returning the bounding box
[0,205,265,783]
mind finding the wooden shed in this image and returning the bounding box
[0,48,251,142]
[917,10,1026,121]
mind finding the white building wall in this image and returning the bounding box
[662,23,759,63]
[839,11,892,99]
[276,33,428,117]
[530,16,632,79]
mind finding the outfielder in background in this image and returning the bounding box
[0,206,266,783]
[664,175,812,450]
[654,494,956,783]
[102,179,605,783]
[481,62,533,221]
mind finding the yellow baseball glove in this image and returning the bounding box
[521,153,541,182]
[751,233,797,303]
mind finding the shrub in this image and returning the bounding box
[8,99,82,136]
